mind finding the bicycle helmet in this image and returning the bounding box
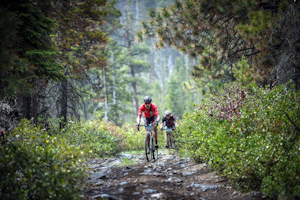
[143,96,152,104]
[164,110,171,116]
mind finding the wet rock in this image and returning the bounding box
[89,172,107,182]
[90,194,122,200]
[133,192,140,195]
[139,172,166,177]
[143,189,158,194]
[187,182,222,191]
[119,153,133,159]
[89,163,102,169]
[182,171,194,176]
[151,193,167,199]
[95,180,104,186]
[155,167,162,172]
[180,164,187,168]
[171,161,182,166]
[119,181,127,186]
[166,177,183,183]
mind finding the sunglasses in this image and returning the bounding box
[145,103,151,105]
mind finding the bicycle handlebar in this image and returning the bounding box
[139,124,153,127]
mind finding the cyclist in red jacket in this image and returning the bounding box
[136,96,160,149]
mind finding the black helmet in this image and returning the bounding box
[143,96,152,104]
[164,110,171,115]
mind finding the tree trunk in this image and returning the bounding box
[103,66,109,122]
[111,51,117,122]
[184,55,189,81]
[151,46,156,83]
[22,95,31,120]
[130,66,139,116]
[135,0,139,22]
[168,55,174,77]
[160,51,165,112]
[32,79,38,126]
[60,78,67,129]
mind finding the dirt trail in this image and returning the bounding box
[84,150,264,200]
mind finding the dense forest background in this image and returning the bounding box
[0,0,200,129]
[1,0,300,199]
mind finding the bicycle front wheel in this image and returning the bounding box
[145,133,151,162]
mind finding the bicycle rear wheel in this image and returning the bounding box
[145,133,151,162]
[169,133,174,149]
[166,132,170,148]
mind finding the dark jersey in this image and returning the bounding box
[162,116,176,127]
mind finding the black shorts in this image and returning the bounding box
[144,116,158,129]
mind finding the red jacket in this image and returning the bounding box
[138,103,159,118]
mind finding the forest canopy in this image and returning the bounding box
[137,0,300,88]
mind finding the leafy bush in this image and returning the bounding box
[0,119,122,199]
[58,119,123,157]
[0,120,86,200]
[176,83,300,199]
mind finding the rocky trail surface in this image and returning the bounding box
[84,150,265,200]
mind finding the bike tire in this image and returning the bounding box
[169,135,173,149]
[145,133,151,162]
[166,132,170,148]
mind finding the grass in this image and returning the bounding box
[118,158,139,167]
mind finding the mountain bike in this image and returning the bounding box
[140,124,158,162]
[162,126,174,149]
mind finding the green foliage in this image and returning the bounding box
[233,56,257,92]
[0,0,64,97]
[138,0,300,87]
[0,120,86,200]
[0,118,122,199]
[59,119,123,157]
[176,83,300,199]
[118,158,139,167]
[165,72,185,118]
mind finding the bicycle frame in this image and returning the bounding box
[140,124,158,162]
[162,127,174,149]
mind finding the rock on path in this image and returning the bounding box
[84,151,264,200]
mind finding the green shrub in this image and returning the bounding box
[176,84,300,199]
[0,119,123,199]
[58,119,123,158]
[0,120,86,200]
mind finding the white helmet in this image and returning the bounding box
[164,110,171,116]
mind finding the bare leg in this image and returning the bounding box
[153,124,158,140]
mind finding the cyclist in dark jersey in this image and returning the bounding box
[136,96,160,149]
[160,110,177,149]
